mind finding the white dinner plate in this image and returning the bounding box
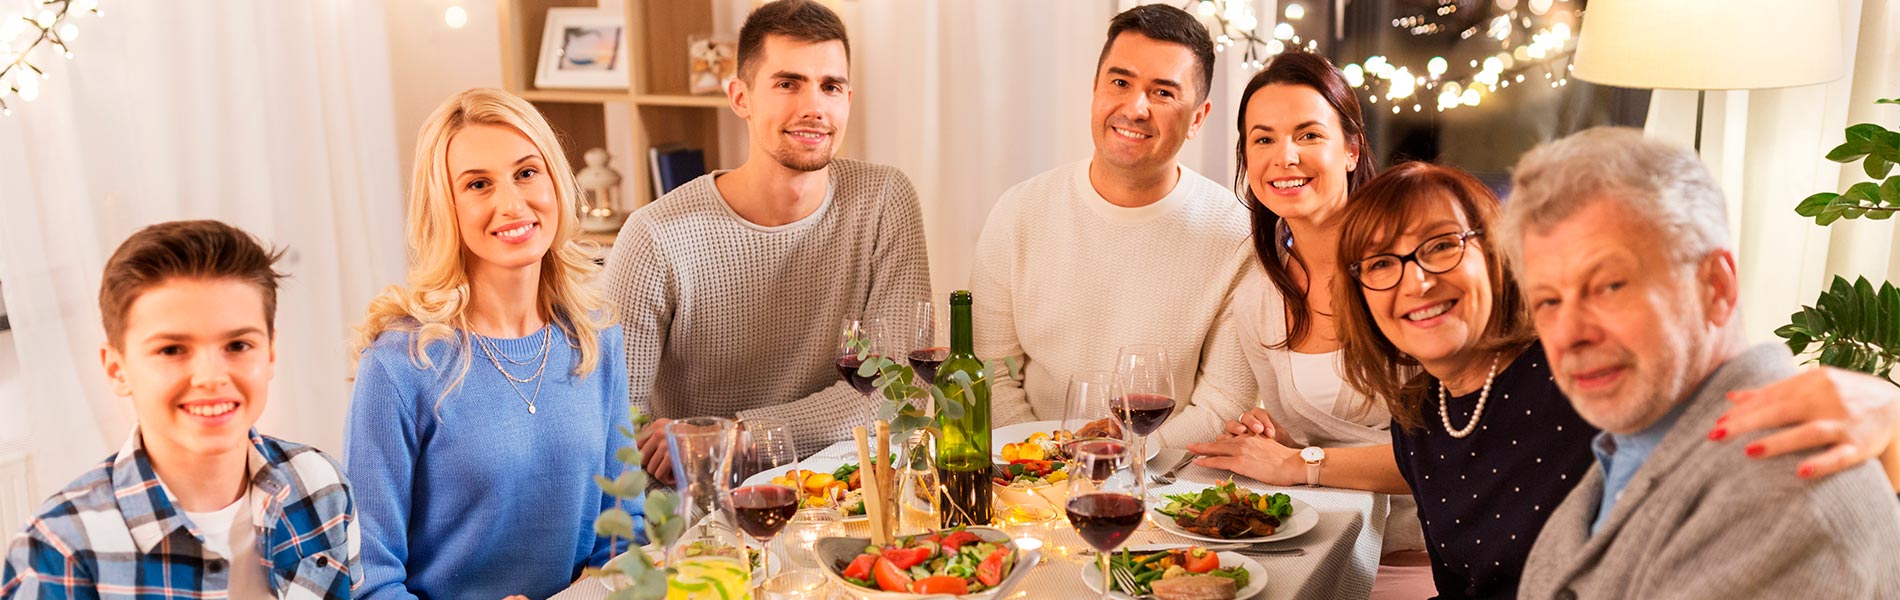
[1080,544,1269,599]
[991,420,1162,465]
[1146,489,1319,544]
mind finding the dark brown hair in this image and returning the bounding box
[1097,4,1217,102]
[1233,51,1376,349]
[737,0,851,83]
[1334,162,1535,430]
[99,220,287,349]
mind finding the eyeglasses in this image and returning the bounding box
[1349,229,1484,291]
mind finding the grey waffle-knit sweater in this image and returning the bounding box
[600,159,932,454]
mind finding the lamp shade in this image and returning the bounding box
[1572,0,1843,90]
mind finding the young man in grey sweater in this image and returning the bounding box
[602,0,930,480]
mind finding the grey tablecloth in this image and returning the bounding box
[553,444,1384,600]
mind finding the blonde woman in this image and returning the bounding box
[345,88,635,600]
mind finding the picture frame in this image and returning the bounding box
[534,8,630,90]
[687,35,737,95]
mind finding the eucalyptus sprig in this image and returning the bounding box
[586,408,686,600]
[846,334,1019,441]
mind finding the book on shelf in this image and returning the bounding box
[648,144,708,199]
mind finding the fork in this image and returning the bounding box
[1109,565,1157,600]
[1149,452,1197,485]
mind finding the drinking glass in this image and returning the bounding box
[894,429,941,535]
[836,314,888,396]
[1060,370,1126,462]
[905,300,949,384]
[733,418,800,584]
[1065,441,1146,600]
[1115,345,1175,476]
[665,417,750,599]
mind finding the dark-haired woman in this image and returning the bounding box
[1181,51,1433,597]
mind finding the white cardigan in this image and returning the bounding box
[1233,259,1425,555]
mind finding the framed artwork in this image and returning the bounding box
[534,8,630,90]
[688,36,737,95]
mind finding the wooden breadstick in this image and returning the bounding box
[874,420,894,536]
[854,426,888,545]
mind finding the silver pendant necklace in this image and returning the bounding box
[474,329,551,414]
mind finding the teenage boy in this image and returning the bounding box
[2,220,358,599]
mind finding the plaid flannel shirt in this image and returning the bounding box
[2,427,359,599]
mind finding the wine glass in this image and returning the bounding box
[1060,371,1126,462]
[732,418,800,584]
[1066,441,1146,600]
[836,314,887,396]
[1115,344,1175,475]
[905,300,948,384]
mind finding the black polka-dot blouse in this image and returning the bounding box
[1391,342,1598,599]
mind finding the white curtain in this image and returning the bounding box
[848,0,1272,299]
[1644,0,1900,346]
[0,0,406,512]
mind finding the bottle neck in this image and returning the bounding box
[950,302,974,355]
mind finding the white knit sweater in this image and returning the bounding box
[600,159,933,454]
[970,160,1258,447]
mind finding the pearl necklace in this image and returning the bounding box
[1437,353,1502,439]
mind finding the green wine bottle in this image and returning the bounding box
[934,290,992,527]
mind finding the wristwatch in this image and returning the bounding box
[1300,446,1326,486]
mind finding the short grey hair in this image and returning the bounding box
[1498,127,1730,276]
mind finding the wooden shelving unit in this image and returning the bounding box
[496,0,732,210]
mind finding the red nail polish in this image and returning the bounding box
[1798,465,1814,478]
[1715,415,1727,426]
[1745,444,1763,458]
[1708,427,1727,441]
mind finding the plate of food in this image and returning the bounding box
[991,457,1072,509]
[992,419,1160,465]
[1149,480,1317,544]
[1080,544,1267,600]
[758,463,869,521]
[817,526,1039,598]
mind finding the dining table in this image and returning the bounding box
[552,443,1389,600]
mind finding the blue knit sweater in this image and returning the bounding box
[345,322,641,600]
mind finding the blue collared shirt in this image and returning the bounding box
[1590,402,1693,534]
[2,426,359,599]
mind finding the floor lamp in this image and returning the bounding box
[1570,0,1844,152]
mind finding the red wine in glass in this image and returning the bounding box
[731,485,800,539]
[1065,439,1127,480]
[837,356,878,394]
[1114,393,1176,436]
[1066,493,1145,551]
[908,347,950,382]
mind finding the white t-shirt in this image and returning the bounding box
[181,488,274,598]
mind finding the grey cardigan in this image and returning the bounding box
[1518,344,1900,599]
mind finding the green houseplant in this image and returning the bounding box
[1778,97,1900,381]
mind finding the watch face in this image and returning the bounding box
[1301,447,1324,462]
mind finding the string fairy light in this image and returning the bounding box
[1189,0,1578,114]
[0,0,102,117]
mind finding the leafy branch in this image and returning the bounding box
[846,334,1018,441]
[1779,98,1900,383]
[1794,98,1900,225]
[1776,276,1900,379]
[587,409,686,599]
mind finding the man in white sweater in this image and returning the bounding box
[972,4,1256,447]
[602,0,931,479]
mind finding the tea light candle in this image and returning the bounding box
[779,507,844,570]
